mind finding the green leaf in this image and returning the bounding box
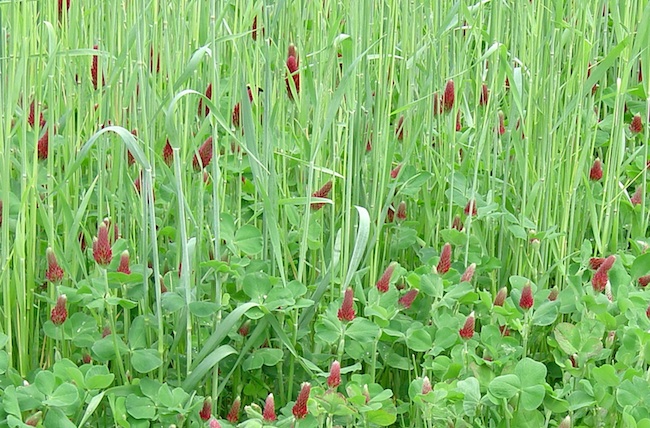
[92,336,129,362]
[188,301,220,317]
[532,301,559,326]
[84,365,115,390]
[366,409,397,426]
[182,345,237,392]
[125,395,157,419]
[131,349,163,373]
[405,328,432,352]
[77,391,105,427]
[234,225,263,255]
[243,272,272,301]
[592,364,620,388]
[632,253,650,278]
[554,323,579,355]
[345,318,381,342]
[242,348,284,371]
[488,374,520,399]
[128,316,147,350]
[43,407,76,428]
[457,377,481,417]
[44,383,79,407]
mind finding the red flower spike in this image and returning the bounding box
[238,320,250,336]
[436,243,452,274]
[337,287,355,322]
[311,180,333,210]
[548,287,559,301]
[631,187,643,206]
[209,418,222,428]
[432,92,442,115]
[589,159,603,181]
[37,130,49,160]
[93,222,113,266]
[395,115,405,140]
[232,102,241,128]
[398,289,419,309]
[497,111,505,135]
[117,250,131,274]
[46,247,64,283]
[452,215,463,231]
[226,396,241,423]
[193,136,213,171]
[390,163,402,179]
[286,55,300,100]
[592,255,616,292]
[376,262,396,293]
[589,257,605,270]
[292,383,311,419]
[51,295,68,325]
[288,44,297,59]
[630,113,643,134]
[465,199,477,216]
[386,204,395,223]
[639,274,650,287]
[443,79,455,112]
[460,263,476,283]
[197,83,213,117]
[396,201,407,221]
[494,287,508,307]
[252,16,259,41]
[199,398,212,421]
[519,283,534,310]
[421,376,432,394]
[459,311,475,339]
[162,139,173,166]
[327,360,341,389]
[91,45,104,89]
[263,393,276,422]
[479,83,489,106]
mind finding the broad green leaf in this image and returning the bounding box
[234,225,263,255]
[125,395,157,420]
[457,377,481,417]
[488,374,520,399]
[44,383,79,407]
[188,301,220,318]
[532,301,559,326]
[182,345,237,392]
[43,407,76,428]
[592,364,620,388]
[345,318,381,342]
[131,349,163,373]
[405,329,432,352]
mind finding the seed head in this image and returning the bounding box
[460,263,476,283]
[193,136,214,171]
[589,159,603,181]
[92,222,113,266]
[436,243,452,274]
[46,247,64,283]
[494,287,508,307]
[50,295,68,326]
[443,79,455,112]
[337,287,356,322]
[459,311,475,339]
[421,376,432,394]
[226,396,241,423]
[327,360,341,389]
[376,262,396,293]
[398,289,419,309]
[519,283,534,310]
[263,393,276,422]
[117,250,131,274]
[630,113,643,134]
[199,398,212,421]
[292,383,311,419]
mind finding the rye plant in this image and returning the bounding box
[0,0,649,426]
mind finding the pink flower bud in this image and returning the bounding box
[162,139,174,166]
[337,288,356,322]
[117,250,131,274]
[46,247,64,283]
[398,289,419,309]
[226,396,241,423]
[589,159,603,181]
[436,243,452,274]
[292,382,311,419]
[37,129,49,160]
[421,376,432,394]
[459,311,475,339]
[327,360,341,389]
[631,187,643,206]
[630,113,643,134]
[193,137,214,171]
[443,79,455,112]
[93,222,113,266]
[209,418,222,428]
[592,255,615,292]
[452,215,463,231]
[199,398,212,421]
[376,262,396,293]
[263,393,276,422]
[548,287,559,301]
[519,283,534,310]
[639,274,650,287]
[460,263,476,283]
[51,295,68,326]
[464,199,477,216]
[390,163,402,179]
[494,287,508,307]
[479,83,488,106]
[396,201,407,221]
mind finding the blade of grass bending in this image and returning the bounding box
[181,345,237,393]
[341,206,371,290]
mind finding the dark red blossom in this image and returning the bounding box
[286,47,300,100]
[238,320,250,336]
[494,287,507,307]
[162,139,173,166]
[452,215,463,231]
[589,257,605,270]
[460,263,476,283]
[117,250,131,274]
[479,83,489,106]
[443,79,455,112]
[390,163,402,179]
[396,201,407,221]
[199,398,212,421]
[465,199,477,216]
[292,383,311,419]
[311,180,333,210]
[386,204,395,223]
[93,222,113,266]
[631,187,643,206]
[193,137,213,171]
[337,288,355,322]
[46,248,64,283]
[499,325,510,336]
[436,243,452,274]
[459,311,475,339]
[263,393,276,422]
[589,159,603,181]
[226,397,241,423]
[376,262,396,293]
[630,113,643,134]
[519,283,533,310]
[37,130,49,160]
[91,45,104,89]
[398,289,419,309]
[327,360,341,389]
[58,0,70,16]
[592,255,616,292]
[639,274,650,287]
[51,295,68,325]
